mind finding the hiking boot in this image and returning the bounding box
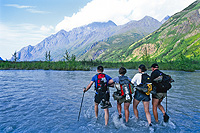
[149,123,152,127]
[163,113,169,122]
[118,114,122,119]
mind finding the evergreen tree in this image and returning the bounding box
[63,50,70,61]
[142,47,150,62]
[45,51,51,62]
[71,54,76,61]
[45,51,48,61]
[12,51,18,62]
[48,51,51,62]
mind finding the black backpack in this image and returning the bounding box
[160,73,173,91]
[154,72,174,92]
[137,73,152,95]
[142,73,151,85]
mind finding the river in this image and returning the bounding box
[0,69,199,132]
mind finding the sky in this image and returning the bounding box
[0,0,196,60]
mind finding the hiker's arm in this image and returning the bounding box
[150,71,160,82]
[128,77,134,85]
[84,81,94,92]
[108,79,114,87]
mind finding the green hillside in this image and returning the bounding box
[124,0,200,62]
[79,32,144,61]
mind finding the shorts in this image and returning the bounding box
[134,90,150,102]
[117,94,132,104]
[152,93,167,99]
[94,91,110,104]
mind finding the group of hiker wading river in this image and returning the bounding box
[82,63,174,126]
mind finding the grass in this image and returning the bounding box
[1,59,199,72]
[0,61,91,71]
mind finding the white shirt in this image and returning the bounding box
[131,73,142,86]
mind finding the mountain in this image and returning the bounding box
[122,0,200,62]
[161,15,170,24]
[15,16,162,61]
[80,16,162,61]
[0,57,3,61]
[16,21,117,61]
[113,16,162,35]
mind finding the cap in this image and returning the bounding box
[151,63,159,68]
[139,64,147,72]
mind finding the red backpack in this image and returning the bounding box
[119,76,132,96]
[96,73,108,92]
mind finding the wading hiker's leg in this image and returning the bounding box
[117,102,122,116]
[143,101,151,125]
[95,102,99,118]
[133,99,140,119]
[157,98,169,122]
[124,102,130,122]
[152,98,159,122]
[104,108,109,125]
[157,99,165,115]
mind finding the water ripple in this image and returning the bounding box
[0,70,200,132]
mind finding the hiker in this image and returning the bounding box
[83,66,112,125]
[131,64,152,126]
[108,67,133,122]
[150,63,169,123]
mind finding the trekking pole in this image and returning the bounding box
[78,90,85,121]
[166,93,167,113]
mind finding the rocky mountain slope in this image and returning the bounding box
[15,16,162,61]
[121,0,200,62]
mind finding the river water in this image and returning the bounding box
[0,69,199,132]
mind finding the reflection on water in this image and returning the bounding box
[0,70,200,132]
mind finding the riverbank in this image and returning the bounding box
[0,60,199,72]
[0,61,90,71]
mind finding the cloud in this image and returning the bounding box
[5,4,34,9]
[26,9,50,14]
[5,4,50,14]
[55,0,196,32]
[0,22,54,59]
[40,25,54,32]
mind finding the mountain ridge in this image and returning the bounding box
[79,16,162,61]
[15,16,162,61]
[161,15,170,24]
[15,20,118,61]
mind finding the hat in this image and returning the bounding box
[151,63,159,68]
[139,64,147,72]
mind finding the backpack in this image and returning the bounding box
[137,73,152,95]
[153,72,174,92]
[96,73,108,92]
[119,76,133,96]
